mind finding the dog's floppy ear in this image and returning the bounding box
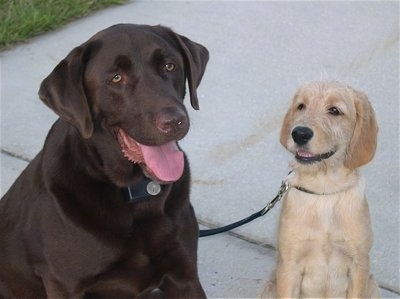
[280,108,293,148]
[345,90,378,169]
[38,42,97,139]
[280,93,299,148]
[172,33,209,110]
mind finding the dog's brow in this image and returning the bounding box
[152,48,166,62]
[294,95,308,106]
[114,55,132,70]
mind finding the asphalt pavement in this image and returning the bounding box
[1,1,399,297]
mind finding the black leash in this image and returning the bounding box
[122,176,291,238]
[199,180,290,237]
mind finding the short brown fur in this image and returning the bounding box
[0,24,209,298]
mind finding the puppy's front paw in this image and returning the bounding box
[260,280,276,298]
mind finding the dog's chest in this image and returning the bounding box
[279,191,368,296]
[86,227,177,295]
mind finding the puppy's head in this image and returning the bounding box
[280,81,378,171]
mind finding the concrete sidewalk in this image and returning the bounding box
[1,1,399,297]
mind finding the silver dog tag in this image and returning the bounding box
[147,181,161,196]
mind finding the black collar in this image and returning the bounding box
[293,185,349,196]
[293,185,320,195]
[287,170,349,196]
[122,177,162,203]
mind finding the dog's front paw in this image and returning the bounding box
[261,280,277,298]
[136,288,163,299]
[148,288,164,299]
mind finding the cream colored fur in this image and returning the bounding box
[262,81,380,298]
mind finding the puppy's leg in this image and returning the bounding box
[348,256,374,298]
[276,262,302,298]
[366,274,380,298]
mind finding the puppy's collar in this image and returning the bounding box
[292,184,350,196]
[122,178,162,203]
[293,185,324,195]
[287,170,350,196]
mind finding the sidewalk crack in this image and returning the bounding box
[1,148,31,163]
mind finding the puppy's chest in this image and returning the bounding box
[278,193,361,296]
[279,193,358,262]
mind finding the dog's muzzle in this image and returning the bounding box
[292,126,313,146]
[292,126,335,163]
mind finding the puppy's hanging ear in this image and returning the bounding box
[172,33,209,110]
[38,42,99,138]
[280,93,299,148]
[280,107,293,149]
[345,90,378,169]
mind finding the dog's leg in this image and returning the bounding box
[366,274,380,298]
[159,275,206,299]
[347,255,372,298]
[260,279,277,298]
[137,275,206,299]
[276,262,302,298]
[43,275,83,299]
[348,269,369,298]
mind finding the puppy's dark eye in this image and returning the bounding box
[165,63,175,72]
[111,74,122,83]
[328,107,341,116]
[297,103,305,111]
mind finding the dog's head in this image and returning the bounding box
[280,81,378,171]
[38,24,209,183]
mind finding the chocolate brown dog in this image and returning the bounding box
[0,24,208,298]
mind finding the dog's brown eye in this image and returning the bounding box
[328,107,341,116]
[297,103,305,111]
[165,63,175,72]
[112,74,122,83]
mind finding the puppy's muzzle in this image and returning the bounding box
[292,126,313,146]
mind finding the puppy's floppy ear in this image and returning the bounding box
[172,33,209,110]
[280,107,293,148]
[38,41,100,138]
[280,93,299,148]
[345,90,378,169]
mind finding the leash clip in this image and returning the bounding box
[278,180,290,198]
[260,180,290,216]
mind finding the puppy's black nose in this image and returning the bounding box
[155,108,188,135]
[292,126,313,145]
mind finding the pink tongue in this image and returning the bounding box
[138,142,184,182]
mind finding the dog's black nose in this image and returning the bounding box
[292,126,314,145]
[155,108,188,135]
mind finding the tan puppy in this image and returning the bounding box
[262,81,380,298]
